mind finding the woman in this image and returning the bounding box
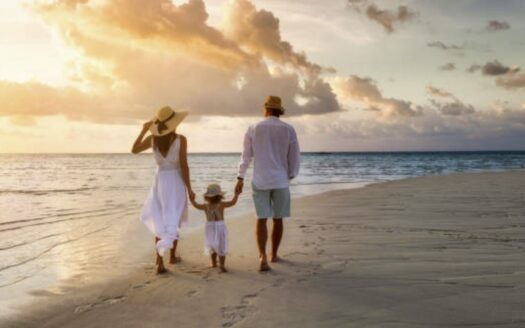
[132,106,195,274]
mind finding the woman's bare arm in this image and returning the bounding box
[131,121,153,154]
[179,135,195,200]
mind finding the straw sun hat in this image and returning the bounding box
[264,95,285,113]
[204,184,225,198]
[149,106,188,136]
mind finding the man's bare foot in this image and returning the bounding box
[219,266,228,273]
[169,256,182,264]
[259,256,271,272]
[270,255,282,263]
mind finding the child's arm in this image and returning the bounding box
[221,191,240,208]
[189,194,206,210]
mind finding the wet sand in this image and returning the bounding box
[3,171,525,327]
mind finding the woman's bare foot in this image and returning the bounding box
[270,254,281,263]
[169,255,182,264]
[219,266,228,273]
[259,256,271,272]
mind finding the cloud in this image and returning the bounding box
[427,41,464,51]
[425,85,453,98]
[486,20,510,32]
[466,60,524,90]
[495,72,525,90]
[224,0,330,75]
[347,1,417,33]
[425,84,475,116]
[466,64,482,73]
[430,99,475,116]
[0,80,115,122]
[468,60,520,76]
[439,62,456,71]
[287,105,525,151]
[332,75,421,117]
[1,0,342,122]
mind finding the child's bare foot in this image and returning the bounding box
[157,263,167,274]
[169,255,181,264]
[211,253,218,267]
[219,266,228,273]
[259,256,271,272]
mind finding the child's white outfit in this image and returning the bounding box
[204,204,228,256]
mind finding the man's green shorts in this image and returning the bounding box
[251,183,291,219]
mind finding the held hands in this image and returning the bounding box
[234,186,242,196]
[235,179,244,194]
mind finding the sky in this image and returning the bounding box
[0,0,524,153]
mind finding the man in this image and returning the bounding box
[235,95,301,271]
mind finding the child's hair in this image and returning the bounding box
[204,195,224,204]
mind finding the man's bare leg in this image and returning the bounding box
[270,218,283,262]
[169,239,181,264]
[155,237,167,274]
[219,256,227,273]
[256,219,271,271]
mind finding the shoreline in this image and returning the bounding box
[3,170,525,327]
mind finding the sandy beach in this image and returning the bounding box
[4,171,525,328]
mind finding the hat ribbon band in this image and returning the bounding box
[155,112,175,134]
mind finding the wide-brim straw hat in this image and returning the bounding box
[204,184,225,198]
[264,95,285,112]
[149,106,188,136]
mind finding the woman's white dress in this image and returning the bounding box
[140,137,188,256]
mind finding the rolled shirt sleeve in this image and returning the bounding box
[288,127,300,179]
[238,126,254,179]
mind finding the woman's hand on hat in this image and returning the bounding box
[142,120,153,132]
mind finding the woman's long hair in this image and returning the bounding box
[153,132,175,157]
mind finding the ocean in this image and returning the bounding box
[1,151,525,316]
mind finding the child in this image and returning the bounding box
[190,184,239,272]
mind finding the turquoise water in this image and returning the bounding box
[0,151,524,316]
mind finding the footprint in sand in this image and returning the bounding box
[221,293,259,327]
[74,296,125,314]
[271,277,286,288]
[132,280,152,289]
[187,289,199,297]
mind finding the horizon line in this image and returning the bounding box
[1,150,525,155]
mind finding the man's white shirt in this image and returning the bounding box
[238,116,300,190]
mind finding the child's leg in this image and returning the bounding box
[211,252,218,267]
[219,256,227,272]
[169,239,180,264]
[155,237,167,274]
